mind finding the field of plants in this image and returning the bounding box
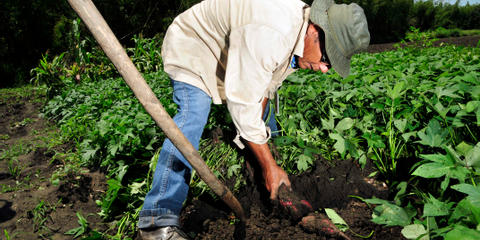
[1,29,479,239]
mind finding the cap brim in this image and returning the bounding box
[325,33,350,78]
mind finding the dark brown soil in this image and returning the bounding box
[179,155,403,240]
[0,90,107,239]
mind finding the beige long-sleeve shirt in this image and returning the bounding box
[162,0,309,146]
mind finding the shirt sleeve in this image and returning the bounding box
[225,24,290,147]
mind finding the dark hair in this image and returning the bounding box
[315,25,331,66]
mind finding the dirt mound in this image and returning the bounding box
[180,158,402,240]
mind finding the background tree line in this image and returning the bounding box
[1,0,479,88]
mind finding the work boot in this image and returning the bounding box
[139,226,190,240]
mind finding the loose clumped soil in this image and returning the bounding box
[0,91,107,239]
[180,157,402,240]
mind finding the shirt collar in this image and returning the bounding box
[292,7,310,58]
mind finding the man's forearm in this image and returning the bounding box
[243,97,290,199]
[246,141,277,173]
[246,140,290,199]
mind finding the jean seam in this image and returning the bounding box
[157,143,174,208]
[156,83,189,209]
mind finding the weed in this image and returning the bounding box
[28,200,60,237]
[403,26,438,48]
[190,139,245,198]
[0,142,31,161]
[7,159,22,179]
[11,118,35,129]
[30,53,68,99]
[65,212,90,238]
[3,229,11,240]
[0,184,21,193]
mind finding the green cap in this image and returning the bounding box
[310,0,370,78]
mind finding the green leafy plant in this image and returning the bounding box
[65,212,90,238]
[3,229,12,240]
[28,200,60,237]
[6,157,22,180]
[404,26,438,48]
[39,33,480,239]
[30,53,68,99]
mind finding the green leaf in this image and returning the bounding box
[274,136,295,146]
[65,226,83,237]
[401,224,428,240]
[394,119,407,133]
[466,101,480,112]
[456,142,474,156]
[321,117,334,130]
[434,86,461,100]
[402,132,417,142]
[363,132,386,148]
[145,137,157,151]
[440,176,450,192]
[370,102,385,110]
[97,119,109,137]
[335,118,354,132]
[394,182,407,205]
[297,154,312,172]
[451,184,480,206]
[448,166,470,182]
[129,181,146,195]
[434,102,450,119]
[420,153,448,163]
[82,148,98,162]
[387,81,406,100]
[412,162,449,178]
[445,145,463,165]
[227,164,241,178]
[450,199,477,223]
[445,225,480,240]
[466,142,480,168]
[416,119,448,147]
[286,74,306,83]
[423,195,452,217]
[299,119,308,131]
[325,208,349,231]
[364,198,411,227]
[329,133,346,157]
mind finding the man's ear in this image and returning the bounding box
[306,23,319,37]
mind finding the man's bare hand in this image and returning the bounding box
[245,141,291,200]
[263,165,291,199]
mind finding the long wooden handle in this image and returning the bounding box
[67,0,246,222]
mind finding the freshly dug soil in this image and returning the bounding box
[180,157,403,240]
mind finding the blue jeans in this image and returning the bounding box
[138,80,278,229]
